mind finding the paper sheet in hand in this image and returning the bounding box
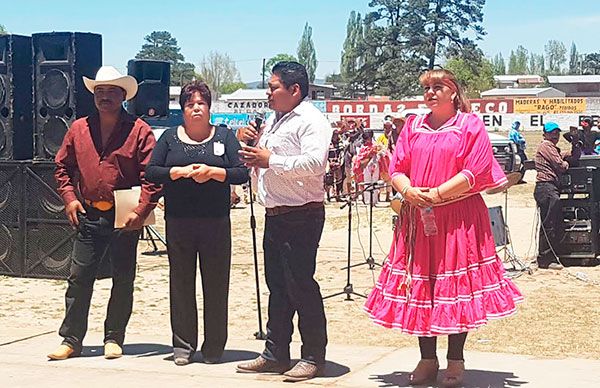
[114,186,155,228]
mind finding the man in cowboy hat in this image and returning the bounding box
[48,66,161,360]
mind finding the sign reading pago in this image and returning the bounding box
[326,99,514,114]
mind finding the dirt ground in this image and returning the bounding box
[2,130,600,360]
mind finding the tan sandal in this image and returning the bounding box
[409,358,439,385]
[442,359,465,387]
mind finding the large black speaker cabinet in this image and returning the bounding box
[0,161,24,276]
[0,35,33,160]
[126,59,170,117]
[559,166,600,200]
[22,162,76,279]
[32,32,102,160]
[0,160,115,279]
[558,198,600,259]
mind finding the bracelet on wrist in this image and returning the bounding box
[401,185,411,195]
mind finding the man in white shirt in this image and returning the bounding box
[235,61,332,382]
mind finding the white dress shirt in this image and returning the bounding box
[255,99,332,208]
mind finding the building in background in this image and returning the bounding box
[547,75,600,97]
[481,87,565,99]
[494,75,544,89]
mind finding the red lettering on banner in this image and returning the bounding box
[326,99,513,114]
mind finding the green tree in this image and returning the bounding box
[508,46,528,74]
[297,23,318,83]
[528,53,545,75]
[417,0,487,69]
[545,40,567,75]
[354,14,380,96]
[445,57,493,98]
[220,81,247,95]
[265,53,297,76]
[325,72,343,84]
[350,0,487,98]
[171,63,197,86]
[445,45,493,98]
[135,31,195,86]
[355,2,425,98]
[491,53,506,75]
[569,42,580,74]
[198,51,241,99]
[136,31,184,62]
[340,11,363,97]
[0,24,7,35]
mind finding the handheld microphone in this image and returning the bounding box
[247,113,264,147]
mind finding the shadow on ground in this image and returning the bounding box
[370,368,528,387]
[80,343,172,358]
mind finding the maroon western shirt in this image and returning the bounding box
[54,110,162,219]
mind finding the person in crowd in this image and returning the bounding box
[352,130,388,205]
[230,186,242,208]
[48,66,161,360]
[390,117,405,152]
[534,122,581,270]
[364,69,523,387]
[377,120,392,148]
[509,120,528,162]
[235,61,331,382]
[564,117,600,155]
[324,129,345,201]
[145,81,249,366]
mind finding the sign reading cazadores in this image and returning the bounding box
[514,98,587,114]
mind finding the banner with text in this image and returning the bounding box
[326,99,514,114]
[514,98,586,114]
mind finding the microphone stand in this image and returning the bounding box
[246,173,267,340]
[323,192,366,300]
[245,114,267,340]
[348,181,385,270]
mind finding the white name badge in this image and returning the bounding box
[214,142,225,156]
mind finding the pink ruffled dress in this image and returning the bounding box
[364,112,523,336]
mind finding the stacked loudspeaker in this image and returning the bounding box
[0,32,101,279]
[558,157,600,261]
[33,32,101,159]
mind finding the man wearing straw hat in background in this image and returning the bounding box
[47,66,161,360]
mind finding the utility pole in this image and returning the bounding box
[261,58,266,88]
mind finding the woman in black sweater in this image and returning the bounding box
[146,81,248,366]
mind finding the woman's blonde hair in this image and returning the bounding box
[418,69,470,113]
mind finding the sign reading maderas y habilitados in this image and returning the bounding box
[514,98,586,114]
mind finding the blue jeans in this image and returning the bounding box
[261,206,327,366]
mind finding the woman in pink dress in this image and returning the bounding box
[364,69,523,387]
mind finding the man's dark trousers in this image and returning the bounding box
[59,207,140,352]
[534,182,563,267]
[261,206,327,366]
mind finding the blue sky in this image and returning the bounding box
[2,0,596,82]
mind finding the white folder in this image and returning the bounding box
[113,186,156,228]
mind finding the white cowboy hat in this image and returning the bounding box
[83,66,138,100]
